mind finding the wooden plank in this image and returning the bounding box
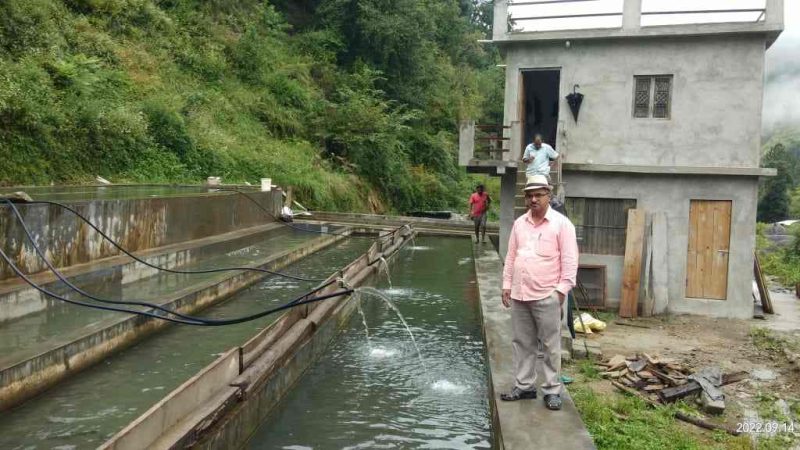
[708,201,731,300]
[642,217,654,316]
[620,209,646,317]
[651,212,669,314]
[659,371,749,403]
[754,252,774,314]
[686,201,701,298]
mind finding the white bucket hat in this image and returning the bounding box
[524,175,553,192]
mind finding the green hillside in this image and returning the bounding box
[0,0,501,212]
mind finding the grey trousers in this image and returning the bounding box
[511,294,563,396]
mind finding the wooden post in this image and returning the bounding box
[620,209,646,318]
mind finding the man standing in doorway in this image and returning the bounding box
[468,184,491,243]
[500,175,578,410]
[522,134,559,181]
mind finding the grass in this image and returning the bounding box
[565,360,797,449]
[577,359,601,380]
[569,383,734,450]
[566,328,800,449]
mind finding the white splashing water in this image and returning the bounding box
[357,287,425,371]
[431,379,467,393]
[382,287,414,297]
[355,292,372,350]
[369,347,399,358]
[377,256,393,289]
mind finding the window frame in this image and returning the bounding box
[632,74,673,120]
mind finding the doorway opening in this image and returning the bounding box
[520,69,561,156]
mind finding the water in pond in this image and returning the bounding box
[0,239,371,449]
[0,226,324,369]
[248,236,492,449]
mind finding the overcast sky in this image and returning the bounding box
[764,0,799,134]
[508,0,798,134]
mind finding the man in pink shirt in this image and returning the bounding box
[500,175,578,410]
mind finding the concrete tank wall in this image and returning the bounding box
[0,190,282,281]
[565,171,758,319]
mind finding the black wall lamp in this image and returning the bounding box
[566,84,583,123]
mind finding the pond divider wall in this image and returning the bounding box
[0,229,346,412]
[0,223,284,323]
[0,189,282,281]
[301,211,498,236]
[100,225,415,450]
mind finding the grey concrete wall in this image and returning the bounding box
[0,190,282,281]
[565,171,758,319]
[580,254,624,306]
[502,34,766,168]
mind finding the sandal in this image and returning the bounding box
[544,394,562,410]
[500,387,537,401]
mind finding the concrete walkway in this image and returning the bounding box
[764,289,800,332]
[473,242,595,450]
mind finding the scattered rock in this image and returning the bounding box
[775,399,791,417]
[751,368,778,381]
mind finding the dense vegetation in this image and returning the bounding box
[0,0,502,212]
[758,128,800,222]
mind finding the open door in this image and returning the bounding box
[521,69,561,151]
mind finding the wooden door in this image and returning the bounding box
[686,200,732,299]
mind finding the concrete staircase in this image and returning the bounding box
[513,156,564,219]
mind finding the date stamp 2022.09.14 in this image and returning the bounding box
[736,421,796,434]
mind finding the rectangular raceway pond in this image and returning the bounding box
[0,226,324,369]
[0,237,372,449]
[247,236,494,449]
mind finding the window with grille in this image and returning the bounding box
[565,198,637,255]
[633,75,672,119]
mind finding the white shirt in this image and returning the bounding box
[523,143,559,176]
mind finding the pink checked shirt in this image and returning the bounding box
[502,206,579,301]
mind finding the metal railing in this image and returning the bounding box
[473,124,511,160]
[506,0,769,33]
[508,0,622,30]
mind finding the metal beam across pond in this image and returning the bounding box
[298,210,499,236]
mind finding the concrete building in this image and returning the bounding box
[460,0,784,318]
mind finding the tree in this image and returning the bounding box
[758,143,793,222]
